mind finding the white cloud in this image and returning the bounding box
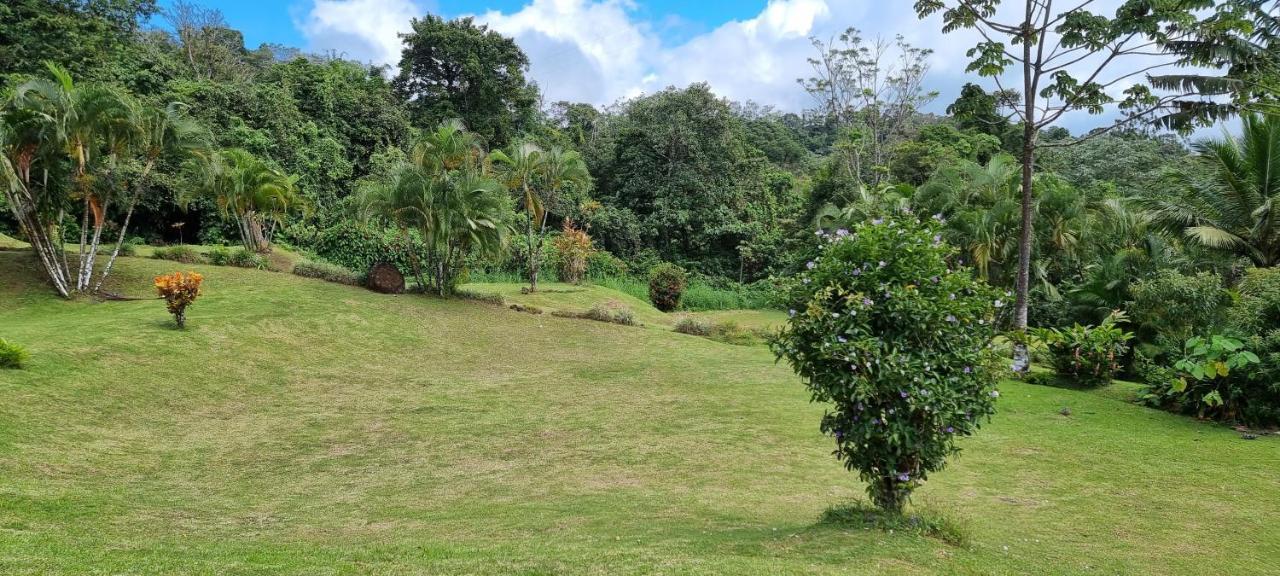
[295,0,1214,135]
[295,0,425,65]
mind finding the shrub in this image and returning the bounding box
[1031,312,1132,387]
[293,260,362,286]
[586,250,628,279]
[576,301,637,326]
[1220,267,1280,425]
[206,246,232,266]
[152,245,203,264]
[648,263,687,312]
[673,316,712,336]
[0,338,29,369]
[553,220,593,285]
[154,271,203,329]
[770,217,1001,513]
[228,248,266,269]
[1146,335,1263,421]
[1128,270,1230,348]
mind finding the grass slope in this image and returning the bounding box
[1,251,1278,575]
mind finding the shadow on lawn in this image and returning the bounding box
[813,501,970,546]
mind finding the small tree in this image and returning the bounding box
[771,217,1001,513]
[155,271,203,329]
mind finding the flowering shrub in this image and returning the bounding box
[1031,312,1132,387]
[154,271,203,329]
[553,220,593,285]
[770,216,1001,513]
[648,263,687,312]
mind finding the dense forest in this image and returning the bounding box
[2,0,1280,425]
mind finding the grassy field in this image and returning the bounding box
[1,250,1278,575]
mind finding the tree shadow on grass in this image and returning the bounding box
[812,501,970,547]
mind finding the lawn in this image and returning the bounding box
[1,251,1277,575]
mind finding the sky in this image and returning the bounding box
[160,0,1229,136]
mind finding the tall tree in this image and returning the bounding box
[394,15,537,148]
[490,142,590,292]
[913,0,1255,370]
[0,0,157,84]
[799,28,937,185]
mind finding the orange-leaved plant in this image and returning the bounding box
[553,219,593,284]
[155,271,203,328]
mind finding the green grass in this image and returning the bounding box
[2,250,1279,574]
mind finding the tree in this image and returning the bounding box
[1,64,147,297]
[771,216,1001,513]
[913,0,1255,370]
[394,15,537,147]
[1144,113,1280,267]
[489,141,590,292]
[96,101,208,291]
[190,148,302,253]
[356,120,511,295]
[0,0,158,85]
[799,28,937,185]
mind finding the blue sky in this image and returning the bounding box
[159,0,1221,137]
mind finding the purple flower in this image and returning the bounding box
[932,213,944,222]
[990,390,1001,398]
[788,309,796,317]
[802,277,811,284]
[806,261,816,270]
[862,297,874,307]
[930,276,940,283]
[900,390,909,398]
[963,366,972,374]
[872,218,884,225]
[994,299,1004,308]
[856,402,864,411]
[897,473,910,482]
[946,314,957,323]
[948,293,956,301]
[837,336,847,343]
[852,268,862,276]
[834,430,844,440]
[933,234,942,245]
[878,260,887,268]
[945,426,955,434]
[849,364,858,372]
[836,228,849,237]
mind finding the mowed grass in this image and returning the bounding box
[1,251,1278,575]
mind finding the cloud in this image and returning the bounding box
[295,0,426,65]
[295,0,1207,135]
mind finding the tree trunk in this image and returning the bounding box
[95,192,141,293]
[525,196,537,292]
[1011,16,1037,374]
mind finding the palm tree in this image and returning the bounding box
[490,142,590,291]
[0,63,145,296]
[1144,114,1280,267]
[191,148,302,253]
[357,120,510,295]
[96,102,209,291]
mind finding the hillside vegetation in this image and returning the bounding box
[1,252,1277,575]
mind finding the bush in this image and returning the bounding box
[648,263,687,312]
[553,220,593,285]
[574,301,637,326]
[1128,270,1230,348]
[1140,335,1264,422]
[227,248,267,270]
[586,250,628,279]
[205,246,232,266]
[0,338,29,369]
[152,245,203,264]
[1223,267,1280,424]
[154,271,203,329]
[770,217,1001,513]
[293,260,362,285]
[1031,312,1133,387]
[673,316,712,336]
